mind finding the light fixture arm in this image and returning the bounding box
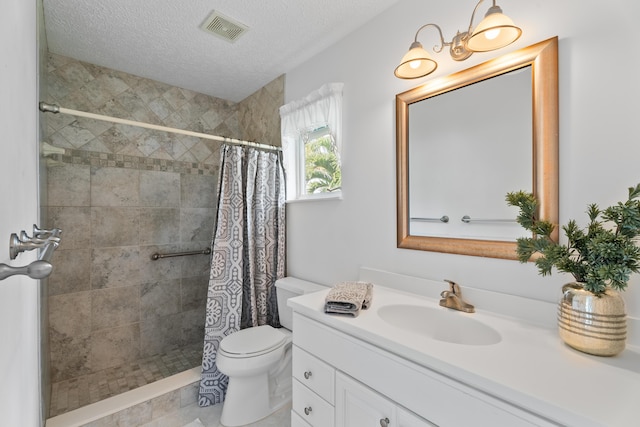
[466,0,490,35]
[413,23,447,54]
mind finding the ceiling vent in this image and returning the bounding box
[200,11,249,43]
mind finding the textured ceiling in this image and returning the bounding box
[43,0,400,102]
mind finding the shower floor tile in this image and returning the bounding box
[49,344,202,417]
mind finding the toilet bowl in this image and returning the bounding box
[217,277,326,427]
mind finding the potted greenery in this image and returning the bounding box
[506,183,640,356]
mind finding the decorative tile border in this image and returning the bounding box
[53,149,219,176]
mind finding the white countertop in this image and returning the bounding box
[289,285,640,427]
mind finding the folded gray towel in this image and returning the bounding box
[324,281,374,317]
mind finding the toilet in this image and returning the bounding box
[217,277,326,427]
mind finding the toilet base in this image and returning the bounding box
[219,352,292,426]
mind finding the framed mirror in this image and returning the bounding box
[396,37,558,259]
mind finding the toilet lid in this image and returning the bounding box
[220,325,287,356]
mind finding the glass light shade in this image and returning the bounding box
[394,42,438,79]
[466,10,522,52]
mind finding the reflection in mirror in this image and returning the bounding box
[396,37,559,259]
[409,66,532,241]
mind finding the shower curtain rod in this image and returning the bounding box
[38,102,282,152]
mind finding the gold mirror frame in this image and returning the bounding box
[396,37,558,259]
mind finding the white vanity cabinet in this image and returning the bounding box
[336,371,434,427]
[289,274,640,426]
[292,312,556,427]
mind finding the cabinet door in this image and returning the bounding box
[336,372,396,427]
[397,406,437,427]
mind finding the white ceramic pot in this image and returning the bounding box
[558,283,627,356]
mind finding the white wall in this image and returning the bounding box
[284,0,640,318]
[0,0,42,425]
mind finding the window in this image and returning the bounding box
[303,125,341,194]
[280,83,343,201]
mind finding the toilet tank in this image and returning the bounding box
[275,277,326,330]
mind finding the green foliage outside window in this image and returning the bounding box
[304,133,341,194]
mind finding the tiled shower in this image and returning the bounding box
[43,53,283,416]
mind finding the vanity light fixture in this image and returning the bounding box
[394,0,522,79]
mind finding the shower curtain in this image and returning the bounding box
[198,144,286,406]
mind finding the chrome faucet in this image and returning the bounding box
[439,279,475,313]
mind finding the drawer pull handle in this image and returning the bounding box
[303,370,312,379]
[304,406,313,415]
[380,417,390,427]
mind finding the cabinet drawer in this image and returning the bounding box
[293,345,335,404]
[291,410,312,427]
[292,378,335,427]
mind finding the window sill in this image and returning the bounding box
[286,193,342,204]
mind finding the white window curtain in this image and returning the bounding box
[279,82,344,200]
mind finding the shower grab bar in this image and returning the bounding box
[0,225,63,281]
[410,216,449,223]
[461,215,517,224]
[151,247,212,260]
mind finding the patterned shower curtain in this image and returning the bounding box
[198,144,286,407]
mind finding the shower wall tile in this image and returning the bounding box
[148,96,173,120]
[91,207,140,247]
[85,401,153,427]
[56,61,95,91]
[150,388,181,420]
[45,54,284,395]
[112,401,152,427]
[139,208,180,245]
[182,247,212,278]
[47,72,73,104]
[48,164,90,206]
[46,53,243,163]
[140,170,180,207]
[238,73,284,147]
[182,276,209,312]
[48,130,74,150]
[48,249,91,296]
[89,73,130,101]
[91,285,140,331]
[95,126,139,157]
[49,292,91,337]
[182,309,206,347]
[49,329,91,382]
[180,208,215,243]
[181,174,217,208]
[46,107,75,132]
[161,86,190,110]
[180,382,200,407]
[140,313,183,358]
[47,207,91,249]
[140,279,181,320]
[91,167,140,206]
[89,324,141,372]
[58,121,96,148]
[75,115,113,137]
[91,246,140,289]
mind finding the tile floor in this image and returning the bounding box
[139,403,292,427]
[50,344,203,417]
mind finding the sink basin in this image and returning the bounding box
[378,304,502,346]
